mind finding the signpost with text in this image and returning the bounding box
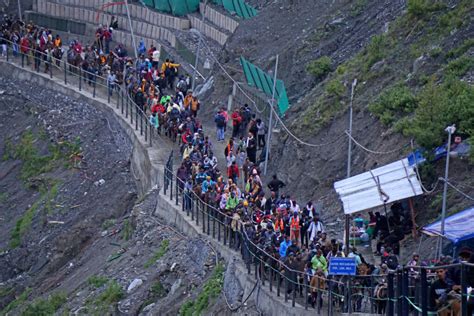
[329,257,357,276]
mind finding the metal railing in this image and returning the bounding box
[1,37,159,147]
[162,154,474,315]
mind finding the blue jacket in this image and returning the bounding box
[279,240,292,258]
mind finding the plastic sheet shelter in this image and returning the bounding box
[334,158,423,215]
[239,56,290,115]
[422,206,474,244]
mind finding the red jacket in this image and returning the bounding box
[231,112,242,126]
[227,164,239,178]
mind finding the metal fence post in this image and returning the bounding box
[21,52,24,67]
[388,271,395,316]
[140,113,143,136]
[135,107,139,130]
[461,264,467,316]
[64,62,67,84]
[397,269,403,315]
[121,90,124,114]
[93,75,97,98]
[130,99,133,124]
[304,273,308,310]
[402,269,409,316]
[78,68,82,91]
[49,61,52,78]
[107,80,111,103]
[175,177,179,205]
[421,268,427,316]
[6,44,8,62]
[202,203,205,234]
[125,94,129,118]
[196,199,200,226]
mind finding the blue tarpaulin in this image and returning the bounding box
[422,206,474,244]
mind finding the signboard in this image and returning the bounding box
[329,257,357,276]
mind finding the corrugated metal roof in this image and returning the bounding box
[334,158,423,215]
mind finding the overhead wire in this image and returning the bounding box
[345,131,411,155]
[440,178,474,201]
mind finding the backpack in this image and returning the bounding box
[215,114,225,128]
[170,107,180,118]
[385,255,398,270]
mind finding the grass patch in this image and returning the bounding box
[10,180,60,248]
[0,192,8,204]
[121,219,133,241]
[10,197,42,249]
[88,281,124,315]
[407,0,446,19]
[446,38,474,59]
[179,263,224,316]
[0,288,31,315]
[88,275,109,289]
[144,240,170,268]
[350,0,367,16]
[102,219,116,230]
[3,130,81,183]
[307,56,332,79]
[22,292,67,316]
[0,287,14,298]
[150,281,167,298]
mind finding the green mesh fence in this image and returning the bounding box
[150,0,199,16]
[240,56,290,115]
[212,0,258,19]
[142,0,155,7]
[154,1,171,13]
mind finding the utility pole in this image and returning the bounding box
[439,124,456,257]
[263,55,279,176]
[192,0,208,91]
[124,0,138,60]
[17,0,22,21]
[344,78,357,255]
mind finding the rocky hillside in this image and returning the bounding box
[0,78,241,315]
[207,0,473,250]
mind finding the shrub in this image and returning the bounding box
[446,39,474,59]
[307,56,332,78]
[22,292,67,316]
[408,0,445,18]
[88,275,109,289]
[368,84,417,125]
[401,78,474,149]
[365,35,388,70]
[179,264,224,316]
[445,55,474,78]
[325,80,345,98]
[144,240,170,268]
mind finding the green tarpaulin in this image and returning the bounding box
[154,0,171,14]
[142,0,155,7]
[212,0,257,19]
[240,56,290,116]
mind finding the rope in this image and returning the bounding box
[441,178,474,201]
[345,130,411,155]
[410,140,440,194]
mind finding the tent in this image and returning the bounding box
[334,158,423,215]
[422,206,474,244]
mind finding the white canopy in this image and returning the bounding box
[334,158,423,215]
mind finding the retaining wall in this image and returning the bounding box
[188,15,229,46]
[35,0,190,30]
[200,2,239,33]
[33,1,177,48]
